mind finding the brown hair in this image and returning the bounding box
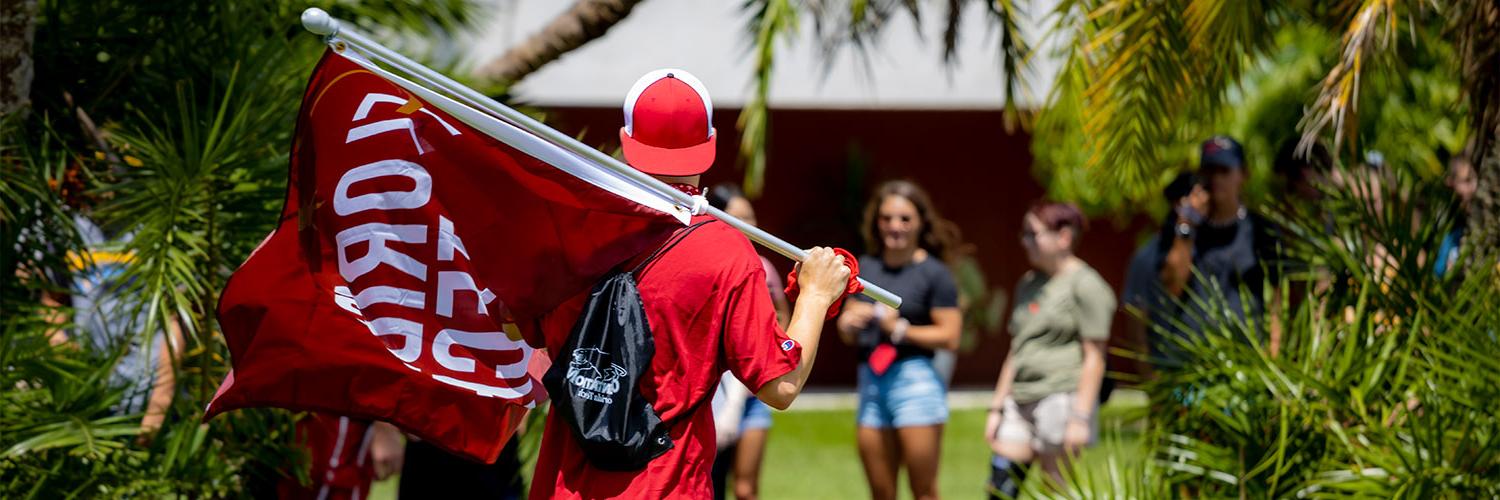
[1026,200,1086,244]
[861,180,962,263]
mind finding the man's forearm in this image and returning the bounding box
[1160,238,1193,296]
[141,344,177,434]
[757,293,833,410]
[142,318,186,436]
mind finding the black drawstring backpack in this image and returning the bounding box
[542,220,713,471]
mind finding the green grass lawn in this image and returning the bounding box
[371,392,1147,499]
[755,397,1147,499]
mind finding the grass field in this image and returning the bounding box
[754,395,1147,499]
[371,392,1148,499]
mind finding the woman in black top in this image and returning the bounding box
[836,180,962,500]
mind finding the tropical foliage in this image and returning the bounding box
[0,1,474,496]
[742,1,1494,225]
[5,0,1497,497]
[1011,164,1500,499]
[737,1,1500,497]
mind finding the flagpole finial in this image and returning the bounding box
[302,8,339,36]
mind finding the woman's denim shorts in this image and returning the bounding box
[856,356,949,428]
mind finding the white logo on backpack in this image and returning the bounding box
[566,348,627,404]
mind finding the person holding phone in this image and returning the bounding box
[1156,136,1283,363]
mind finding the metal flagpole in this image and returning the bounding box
[298,8,901,309]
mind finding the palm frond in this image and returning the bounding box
[738,0,800,197]
[1139,165,1500,497]
[1298,0,1404,156]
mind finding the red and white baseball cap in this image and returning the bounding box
[620,68,716,176]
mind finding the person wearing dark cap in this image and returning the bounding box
[1155,136,1284,364]
[1120,172,1208,365]
[523,69,855,499]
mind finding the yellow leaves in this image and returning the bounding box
[124,155,143,167]
[1300,0,1404,156]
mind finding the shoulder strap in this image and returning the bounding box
[630,220,716,278]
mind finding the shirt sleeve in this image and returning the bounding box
[721,265,802,394]
[1121,244,1155,310]
[929,261,960,309]
[1074,272,1118,341]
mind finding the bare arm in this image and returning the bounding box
[1162,189,1206,298]
[984,354,1017,442]
[18,266,70,347]
[835,300,874,346]
[989,357,1017,410]
[368,421,406,480]
[140,315,186,440]
[1160,235,1193,298]
[40,291,71,347]
[1268,287,1283,357]
[887,306,961,351]
[757,248,849,410]
[1071,339,1107,417]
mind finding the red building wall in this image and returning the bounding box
[541,106,1152,388]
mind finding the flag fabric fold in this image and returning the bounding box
[205,49,685,462]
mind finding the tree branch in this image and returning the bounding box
[474,0,645,86]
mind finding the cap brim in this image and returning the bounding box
[1199,161,1243,172]
[620,127,715,176]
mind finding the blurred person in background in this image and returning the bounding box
[1330,151,1398,297]
[279,416,404,500]
[985,201,1115,494]
[1274,139,1335,206]
[1156,136,1283,358]
[1436,146,1477,277]
[1270,139,1336,319]
[24,179,185,446]
[836,180,962,500]
[705,183,789,500]
[1121,172,1207,369]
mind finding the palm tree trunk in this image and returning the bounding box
[1470,137,1499,262]
[1459,0,1500,263]
[475,0,644,86]
[1,0,37,117]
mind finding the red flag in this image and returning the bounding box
[205,50,686,462]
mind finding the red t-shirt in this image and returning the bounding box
[524,215,802,499]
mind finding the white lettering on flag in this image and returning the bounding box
[336,223,428,282]
[352,93,462,135]
[432,375,532,400]
[432,329,531,376]
[333,159,433,215]
[367,317,424,363]
[324,90,538,402]
[436,271,495,318]
[437,216,469,261]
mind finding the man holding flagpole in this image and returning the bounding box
[523,69,857,499]
[208,12,886,496]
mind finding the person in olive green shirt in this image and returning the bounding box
[985,201,1116,492]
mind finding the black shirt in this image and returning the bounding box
[851,254,960,361]
[1141,209,1281,365]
